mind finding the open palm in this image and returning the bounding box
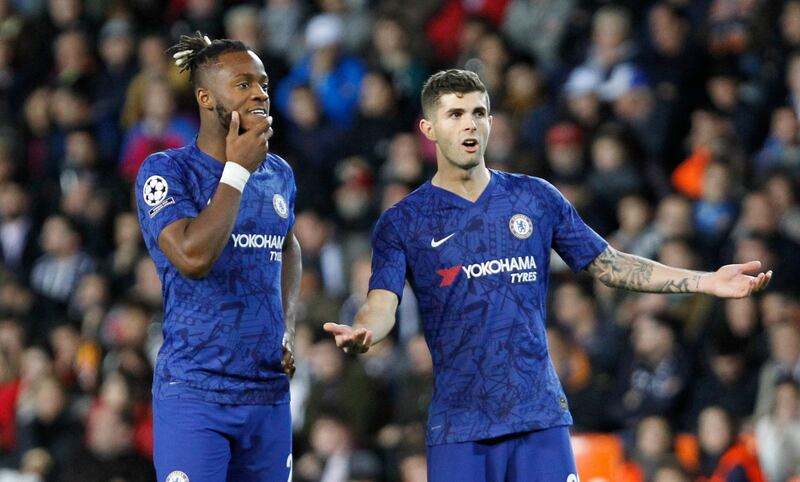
[705,261,772,298]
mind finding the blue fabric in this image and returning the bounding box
[275,54,365,125]
[368,170,608,445]
[427,425,578,482]
[153,397,292,482]
[136,141,296,404]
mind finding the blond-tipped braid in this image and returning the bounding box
[166,32,250,86]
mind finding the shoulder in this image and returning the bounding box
[264,153,296,188]
[135,148,190,185]
[266,153,293,174]
[493,170,558,196]
[388,182,432,214]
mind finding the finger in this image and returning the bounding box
[227,111,240,140]
[323,322,349,335]
[738,260,762,274]
[749,273,764,293]
[245,119,270,137]
[265,116,274,140]
[757,271,773,290]
[335,334,354,348]
[354,328,371,346]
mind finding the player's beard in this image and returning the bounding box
[215,103,245,135]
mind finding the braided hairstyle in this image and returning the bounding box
[166,31,251,87]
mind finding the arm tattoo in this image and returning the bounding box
[660,275,702,293]
[586,247,653,290]
[586,247,701,293]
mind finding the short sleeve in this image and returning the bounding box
[279,156,297,230]
[545,181,608,272]
[368,210,407,301]
[136,153,199,244]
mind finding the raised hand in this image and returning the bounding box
[224,111,273,172]
[702,261,772,298]
[322,322,373,354]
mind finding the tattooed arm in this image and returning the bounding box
[585,246,772,298]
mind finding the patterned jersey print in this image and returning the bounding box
[369,170,607,445]
[136,142,296,404]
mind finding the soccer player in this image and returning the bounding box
[135,33,301,481]
[323,69,771,482]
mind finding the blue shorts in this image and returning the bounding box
[427,426,578,482]
[153,397,292,482]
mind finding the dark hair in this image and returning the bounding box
[166,31,251,87]
[420,69,488,117]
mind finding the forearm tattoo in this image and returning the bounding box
[659,277,701,293]
[586,247,701,293]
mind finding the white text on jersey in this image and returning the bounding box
[232,233,285,250]
[461,256,538,280]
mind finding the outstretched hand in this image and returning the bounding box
[704,261,772,298]
[322,323,373,354]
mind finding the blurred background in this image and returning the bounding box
[0,0,797,481]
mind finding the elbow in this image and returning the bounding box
[176,255,213,280]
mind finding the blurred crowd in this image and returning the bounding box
[0,0,797,481]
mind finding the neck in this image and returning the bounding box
[196,121,227,164]
[431,160,491,202]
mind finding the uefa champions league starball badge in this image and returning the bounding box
[143,175,169,206]
[509,214,533,239]
[273,193,289,219]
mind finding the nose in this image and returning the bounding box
[464,115,478,131]
[253,84,268,100]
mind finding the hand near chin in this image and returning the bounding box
[224,111,273,172]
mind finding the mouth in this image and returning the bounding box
[462,138,479,153]
[246,107,268,118]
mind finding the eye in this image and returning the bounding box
[450,112,461,118]
[261,83,269,91]
[238,82,250,89]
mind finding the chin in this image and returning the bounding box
[453,157,480,171]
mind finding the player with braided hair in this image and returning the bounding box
[135,31,301,481]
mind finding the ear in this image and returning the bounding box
[196,87,215,111]
[419,117,436,142]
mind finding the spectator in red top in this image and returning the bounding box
[117,76,196,182]
[696,405,766,482]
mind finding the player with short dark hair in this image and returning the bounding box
[324,69,771,482]
[135,32,301,481]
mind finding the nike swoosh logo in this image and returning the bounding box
[431,233,455,248]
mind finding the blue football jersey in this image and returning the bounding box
[369,170,607,445]
[136,142,296,404]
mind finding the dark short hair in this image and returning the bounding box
[420,69,488,118]
[166,31,252,88]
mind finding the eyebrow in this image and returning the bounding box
[231,73,269,83]
[445,106,487,115]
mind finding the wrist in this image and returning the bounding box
[697,272,712,295]
[219,161,250,192]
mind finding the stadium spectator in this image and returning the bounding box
[755,377,800,482]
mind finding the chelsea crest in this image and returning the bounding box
[509,214,533,239]
[273,193,289,219]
